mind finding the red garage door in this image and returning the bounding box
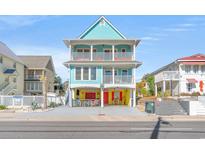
[85,92,96,99]
[104,92,109,105]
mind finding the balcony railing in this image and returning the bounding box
[26,75,42,80]
[114,52,133,61]
[72,52,91,61]
[155,71,180,83]
[93,52,112,61]
[115,76,133,84]
[103,75,133,84]
[71,52,133,61]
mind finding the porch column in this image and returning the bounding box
[68,88,72,107]
[112,45,115,61]
[112,67,115,84]
[69,45,72,60]
[133,44,136,60]
[101,88,104,108]
[155,83,158,97]
[90,45,93,61]
[162,80,166,97]
[133,88,136,107]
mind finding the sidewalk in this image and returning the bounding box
[1,112,205,122]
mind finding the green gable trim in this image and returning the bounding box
[79,16,126,40]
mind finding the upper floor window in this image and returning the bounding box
[185,65,191,73]
[91,67,96,80]
[193,65,199,74]
[121,49,126,52]
[201,65,205,73]
[0,56,2,64]
[83,67,89,80]
[75,67,81,80]
[122,70,128,76]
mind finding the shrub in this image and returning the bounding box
[31,101,39,111]
[157,91,162,97]
[48,102,57,108]
[164,90,171,97]
[191,92,201,96]
[0,105,6,110]
[141,88,148,97]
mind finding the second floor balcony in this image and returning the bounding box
[103,75,133,84]
[155,71,180,83]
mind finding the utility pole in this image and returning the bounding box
[41,75,47,109]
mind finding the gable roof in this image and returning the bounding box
[177,53,205,61]
[18,56,55,72]
[0,41,24,64]
[78,16,126,40]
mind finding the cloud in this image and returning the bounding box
[11,45,69,81]
[140,36,159,41]
[163,27,191,32]
[0,16,47,29]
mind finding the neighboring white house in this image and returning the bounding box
[150,54,205,96]
[0,41,25,95]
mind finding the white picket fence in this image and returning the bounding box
[0,95,65,108]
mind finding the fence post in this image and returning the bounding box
[12,97,14,108]
[21,96,24,108]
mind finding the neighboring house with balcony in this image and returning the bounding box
[64,16,141,107]
[18,56,55,95]
[151,54,205,96]
[0,41,24,95]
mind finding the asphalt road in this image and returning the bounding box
[0,119,205,139]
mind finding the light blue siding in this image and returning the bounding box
[70,65,102,84]
[80,18,125,39]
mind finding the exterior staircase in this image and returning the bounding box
[155,99,187,115]
[0,82,17,95]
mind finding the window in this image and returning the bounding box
[0,56,2,64]
[75,67,81,80]
[77,49,83,52]
[201,65,205,73]
[83,67,89,80]
[185,65,191,73]
[122,70,128,76]
[193,65,199,73]
[84,49,90,53]
[91,67,96,80]
[93,49,97,52]
[105,70,112,75]
[104,49,111,53]
[187,83,195,92]
[121,49,126,52]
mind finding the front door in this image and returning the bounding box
[104,92,109,105]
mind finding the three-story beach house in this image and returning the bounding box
[64,16,141,107]
[151,54,205,96]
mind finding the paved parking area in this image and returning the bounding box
[20,105,147,117]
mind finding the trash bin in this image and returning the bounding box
[145,101,155,113]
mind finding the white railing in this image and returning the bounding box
[0,81,9,91]
[103,75,133,84]
[104,75,113,84]
[155,71,180,83]
[0,83,16,95]
[115,75,133,84]
[26,74,42,80]
[0,95,65,108]
[93,52,112,61]
[114,52,133,61]
[71,52,91,61]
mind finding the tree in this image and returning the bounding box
[54,75,64,95]
[144,74,155,96]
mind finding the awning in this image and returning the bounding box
[181,61,205,65]
[187,78,198,83]
[4,69,16,74]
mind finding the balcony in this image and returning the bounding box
[114,52,133,61]
[93,52,112,61]
[104,75,133,84]
[72,52,91,61]
[155,71,180,83]
[26,75,42,80]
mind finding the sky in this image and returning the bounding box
[0,15,205,82]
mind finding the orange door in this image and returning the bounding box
[104,92,109,105]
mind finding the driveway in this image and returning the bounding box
[16,105,147,119]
